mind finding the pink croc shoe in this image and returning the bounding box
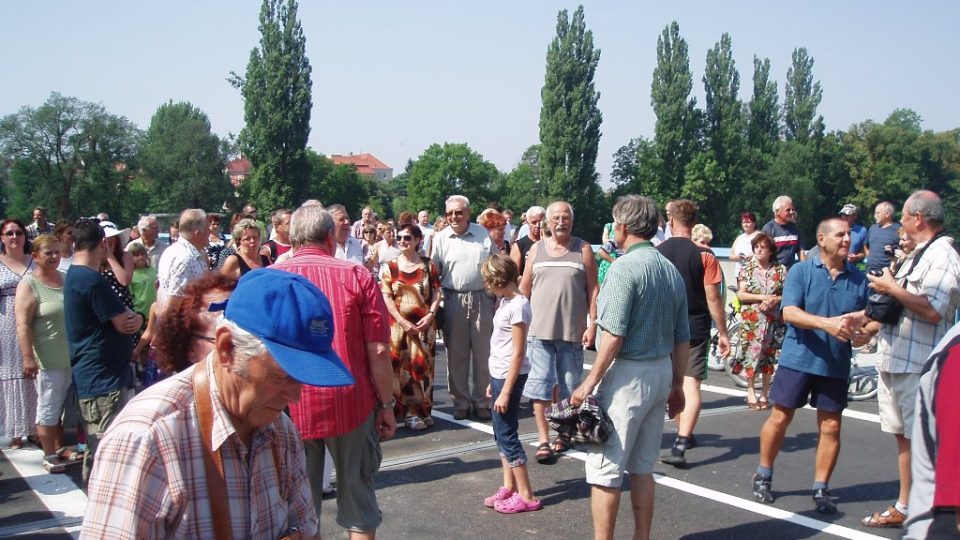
[484,486,514,508]
[494,492,543,514]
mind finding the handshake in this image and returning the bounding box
[823,311,872,346]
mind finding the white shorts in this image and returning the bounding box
[877,371,920,437]
[35,368,72,427]
[585,356,671,487]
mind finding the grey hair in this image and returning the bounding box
[232,218,261,242]
[217,318,268,375]
[526,205,546,220]
[905,190,944,227]
[772,196,792,213]
[289,204,334,245]
[326,204,347,215]
[547,201,574,221]
[875,201,895,216]
[445,195,470,208]
[179,209,207,235]
[271,209,292,227]
[137,214,156,232]
[301,199,323,207]
[611,195,659,240]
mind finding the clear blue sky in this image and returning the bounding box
[3,1,958,187]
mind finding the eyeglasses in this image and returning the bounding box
[3,230,24,237]
[445,210,465,218]
[192,334,216,343]
[397,235,414,241]
[363,230,376,235]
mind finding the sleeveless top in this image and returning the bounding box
[516,235,535,275]
[231,253,271,275]
[529,237,588,342]
[25,273,70,371]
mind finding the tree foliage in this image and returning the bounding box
[0,92,140,224]
[404,143,500,217]
[539,5,604,239]
[304,149,376,217]
[232,0,312,212]
[784,47,823,143]
[140,101,231,213]
[748,56,780,155]
[651,21,700,198]
[500,144,545,215]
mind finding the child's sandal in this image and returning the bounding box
[535,442,554,464]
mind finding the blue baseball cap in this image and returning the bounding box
[224,268,354,387]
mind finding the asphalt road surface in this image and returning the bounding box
[0,344,901,540]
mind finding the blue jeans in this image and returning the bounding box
[490,374,528,467]
[523,338,584,401]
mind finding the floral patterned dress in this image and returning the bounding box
[0,259,37,439]
[731,256,786,377]
[380,256,440,421]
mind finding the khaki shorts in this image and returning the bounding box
[877,371,920,437]
[585,356,671,487]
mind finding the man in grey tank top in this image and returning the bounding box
[519,201,599,462]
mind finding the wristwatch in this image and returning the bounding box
[378,398,397,410]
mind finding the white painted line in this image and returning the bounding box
[431,410,494,435]
[0,445,87,536]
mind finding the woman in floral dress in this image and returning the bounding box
[380,224,442,430]
[732,233,786,409]
[0,218,37,448]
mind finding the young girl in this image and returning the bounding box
[481,254,542,514]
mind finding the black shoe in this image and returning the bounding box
[686,434,697,449]
[812,489,837,514]
[752,474,774,504]
[660,447,686,467]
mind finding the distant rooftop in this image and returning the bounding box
[331,152,392,181]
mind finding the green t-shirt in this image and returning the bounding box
[130,266,158,317]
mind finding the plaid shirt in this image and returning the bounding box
[273,247,391,439]
[879,236,960,374]
[82,360,317,539]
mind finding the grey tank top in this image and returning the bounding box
[529,237,588,342]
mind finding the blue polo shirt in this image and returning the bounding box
[849,223,867,257]
[778,255,868,379]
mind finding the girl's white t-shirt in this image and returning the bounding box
[488,294,532,379]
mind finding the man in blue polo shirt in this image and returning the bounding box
[752,216,869,515]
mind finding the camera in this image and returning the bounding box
[868,269,885,277]
[883,245,895,257]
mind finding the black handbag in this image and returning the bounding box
[865,233,944,324]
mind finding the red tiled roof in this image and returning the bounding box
[226,156,252,175]
[331,153,390,171]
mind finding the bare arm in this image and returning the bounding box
[107,250,135,286]
[366,341,397,440]
[571,329,623,407]
[14,280,39,378]
[581,240,600,348]
[518,242,538,298]
[509,241,522,277]
[111,309,143,335]
[219,255,241,279]
[783,305,854,341]
[705,283,730,357]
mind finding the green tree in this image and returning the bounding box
[139,101,231,213]
[747,56,780,154]
[784,47,823,143]
[500,144,544,214]
[651,21,700,198]
[610,137,666,203]
[303,149,375,217]
[231,0,312,212]
[538,5,604,239]
[0,92,140,223]
[684,33,743,241]
[405,143,499,217]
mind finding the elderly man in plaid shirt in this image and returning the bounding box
[861,190,960,529]
[82,269,353,539]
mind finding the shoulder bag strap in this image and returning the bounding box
[897,231,945,284]
[193,360,232,540]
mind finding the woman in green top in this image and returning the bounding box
[14,235,75,473]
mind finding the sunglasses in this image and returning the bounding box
[3,230,25,237]
[445,210,465,217]
[397,235,414,241]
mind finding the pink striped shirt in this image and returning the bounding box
[82,361,317,539]
[273,246,390,439]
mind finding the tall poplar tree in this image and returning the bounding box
[651,21,699,197]
[784,47,822,143]
[748,56,780,154]
[232,0,312,211]
[538,5,603,239]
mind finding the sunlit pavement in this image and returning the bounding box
[1,343,898,539]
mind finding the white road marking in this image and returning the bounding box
[0,444,85,539]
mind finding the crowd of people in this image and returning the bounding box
[0,189,957,539]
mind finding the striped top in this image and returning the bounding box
[24,273,70,371]
[530,237,588,342]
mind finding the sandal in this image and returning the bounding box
[758,398,770,410]
[551,434,572,453]
[535,442,555,464]
[404,416,428,431]
[42,455,67,474]
[56,446,84,462]
[493,492,542,514]
[862,506,906,528]
[9,437,23,450]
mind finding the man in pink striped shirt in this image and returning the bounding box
[273,203,396,540]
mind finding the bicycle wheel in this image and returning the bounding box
[706,330,726,371]
[848,365,879,401]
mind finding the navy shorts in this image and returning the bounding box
[769,365,847,412]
